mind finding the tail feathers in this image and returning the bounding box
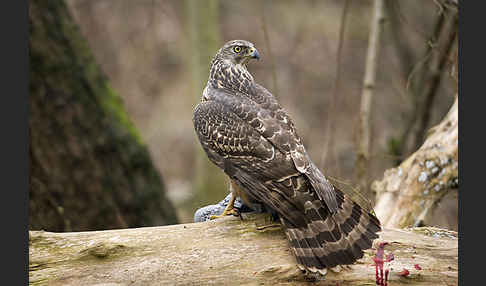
[282,188,381,273]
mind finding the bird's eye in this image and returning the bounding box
[233,46,242,53]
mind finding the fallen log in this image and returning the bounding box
[29,213,458,286]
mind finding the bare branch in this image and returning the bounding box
[413,11,458,150]
[355,0,386,200]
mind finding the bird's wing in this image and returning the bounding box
[246,84,339,213]
[194,85,336,209]
[193,96,308,226]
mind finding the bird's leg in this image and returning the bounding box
[209,193,239,220]
[209,180,240,220]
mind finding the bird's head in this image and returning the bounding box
[215,40,260,65]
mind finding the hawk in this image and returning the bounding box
[193,39,381,275]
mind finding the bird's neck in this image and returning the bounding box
[207,58,255,94]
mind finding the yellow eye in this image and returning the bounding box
[233,46,242,53]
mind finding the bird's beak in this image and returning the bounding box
[248,48,260,60]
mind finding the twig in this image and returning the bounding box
[392,0,430,41]
[413,11,457,149]
[385,0,415,83]
[405,50,434,95]
[393,9,446,162]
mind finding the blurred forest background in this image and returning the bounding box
[29,0,458,231]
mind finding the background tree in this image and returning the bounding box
[183,0,229,216]
[29,0,178,232]
[355,0,386,202]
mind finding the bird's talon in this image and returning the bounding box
[209,207,238,220]
[209,213,223,220]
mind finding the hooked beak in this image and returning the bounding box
[249,47,260,60]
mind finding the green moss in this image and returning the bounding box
[101,83,143,145]
[36,1,143,147]
[387,136,403,165]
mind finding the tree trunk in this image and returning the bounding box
[29,0,178,232]
[184,0,229,212]
[29,213,458,286]
[355,0,385,202]
[372,97,458,231]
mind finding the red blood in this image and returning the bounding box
[414,264,422,270]
[373,242,391,286]
[399,268,410,277]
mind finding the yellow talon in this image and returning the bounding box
[209,208,239,220]
[209,193,238,220]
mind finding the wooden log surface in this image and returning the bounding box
[29,213,458,286]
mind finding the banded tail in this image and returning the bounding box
[281,188,381,274]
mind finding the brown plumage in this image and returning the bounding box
[193,39,381,275]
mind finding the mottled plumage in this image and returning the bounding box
[193,39,381,274]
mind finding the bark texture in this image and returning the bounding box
[373,97,458,230]
[29,0,178,232]
[29,213,458,286]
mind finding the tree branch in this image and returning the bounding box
[355,0,386,200]
[413,10,458,150]
[373,96,458,230]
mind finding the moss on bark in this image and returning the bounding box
[29,0,178,232]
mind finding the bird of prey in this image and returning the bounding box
[193,39,381,275]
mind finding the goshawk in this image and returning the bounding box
[192,39,381,275]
